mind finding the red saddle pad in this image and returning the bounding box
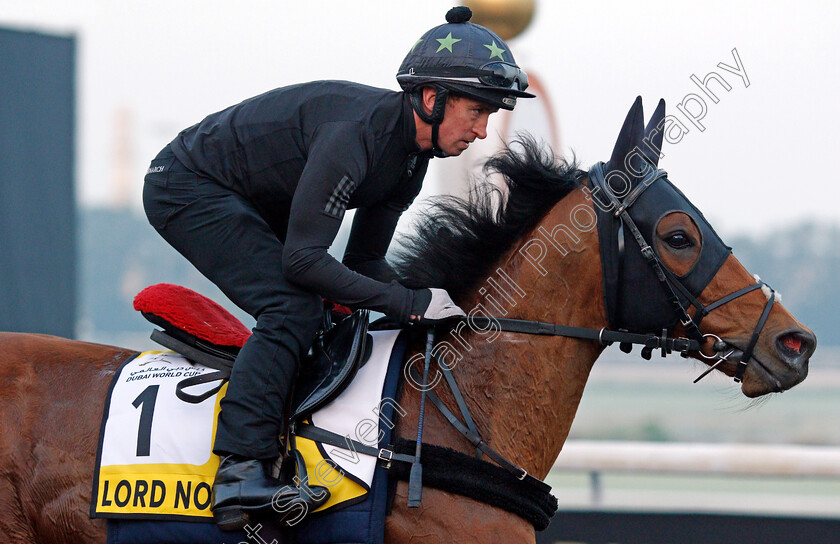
[133,283,251,348]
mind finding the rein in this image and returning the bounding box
[466,316,700,358]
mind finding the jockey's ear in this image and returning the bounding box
[607,96,645,178]
[642,99,666,169]
[421,87,439,116]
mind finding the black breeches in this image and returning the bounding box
[143,146,322,459]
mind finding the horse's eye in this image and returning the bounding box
[665,232,693,249]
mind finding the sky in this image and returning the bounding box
[1,0,839,238]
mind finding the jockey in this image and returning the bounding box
[141,6,532,530]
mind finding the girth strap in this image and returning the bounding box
[294,424,417,466]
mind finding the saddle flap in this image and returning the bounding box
[291,309,372,422]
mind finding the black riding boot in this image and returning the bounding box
[211,454,330,531]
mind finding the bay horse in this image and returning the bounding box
[0,98,815,544]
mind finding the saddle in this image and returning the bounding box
[132,283,372,423]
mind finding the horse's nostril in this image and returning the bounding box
[782,335,802,353]
[776,331,816,364]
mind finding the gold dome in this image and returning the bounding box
[461,0,536,41]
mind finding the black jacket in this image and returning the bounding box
[169,81,431,321]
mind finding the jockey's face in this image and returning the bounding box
[436,95,498,156]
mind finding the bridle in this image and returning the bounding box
[587,161,777,383]
[464,163,777,383]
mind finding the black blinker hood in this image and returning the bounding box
[590,161,732,333]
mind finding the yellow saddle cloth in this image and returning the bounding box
[91,351,224,520]
[91,329,402,522]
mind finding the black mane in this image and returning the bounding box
[393,136,585,300]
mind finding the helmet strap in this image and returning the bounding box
[411,86,450,158]
[431,123,448,158]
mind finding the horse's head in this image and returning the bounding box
[592,97,815,397]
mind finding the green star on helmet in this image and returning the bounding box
[409,38,423,53]
[435,32,461,53]
[484,41,506,60]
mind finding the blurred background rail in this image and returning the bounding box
[540,440,840,543]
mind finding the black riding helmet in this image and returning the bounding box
[397,6,534,156]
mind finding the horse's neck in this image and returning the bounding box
[453,187,607,476]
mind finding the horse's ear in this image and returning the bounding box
[642,98,666,168]
[608,96,644,175]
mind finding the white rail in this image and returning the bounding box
[553,440,840,477]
